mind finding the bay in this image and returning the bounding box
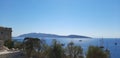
[13,37,120,58]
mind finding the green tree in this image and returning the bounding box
[4,39,14,49]
[14,41,23,49]
[86,46,110,58]
[48,39,64,58]
[66,42,83,58]
[23,37,40,58]
[38,39,50,58]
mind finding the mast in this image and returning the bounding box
[99,37,104,48]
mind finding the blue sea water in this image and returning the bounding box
[13,37,120,58]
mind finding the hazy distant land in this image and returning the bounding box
[17,33,91,38]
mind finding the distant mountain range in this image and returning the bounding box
[17,33,91,38]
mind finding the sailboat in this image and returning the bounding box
[99,38,104,48]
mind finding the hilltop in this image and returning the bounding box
[17,33,91,38]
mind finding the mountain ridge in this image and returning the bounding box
[17,33,91,38]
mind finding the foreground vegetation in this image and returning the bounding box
[4,38,110,58]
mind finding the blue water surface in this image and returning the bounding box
[13,37,120,58]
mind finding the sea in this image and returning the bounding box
[13,37,120,58]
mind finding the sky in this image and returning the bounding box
[0,0,120,38]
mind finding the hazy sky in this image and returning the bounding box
[0,0,120,38]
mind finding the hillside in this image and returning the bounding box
[18,33,91,38]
